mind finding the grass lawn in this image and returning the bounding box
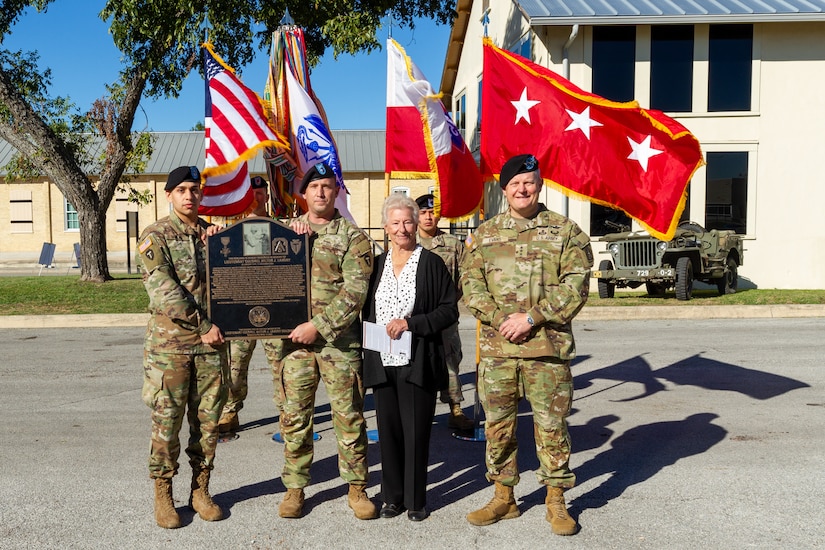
[0,275,823,316]
[591,287,825,307]
[0,275,149,315]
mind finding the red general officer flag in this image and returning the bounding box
[481,38,704,240]
[387,38,482,220]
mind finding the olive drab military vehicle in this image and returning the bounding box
[592,221,744,301]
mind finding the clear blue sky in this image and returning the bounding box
[3,2,452,131]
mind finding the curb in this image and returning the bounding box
[1,305,823,329]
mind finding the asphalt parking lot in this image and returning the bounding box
[1,312,824,549]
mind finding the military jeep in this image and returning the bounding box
[592,221,744,300]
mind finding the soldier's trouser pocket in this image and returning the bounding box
[142,353,165,408]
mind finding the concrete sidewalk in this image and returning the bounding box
[1,303,824,329]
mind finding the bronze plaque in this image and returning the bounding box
[207,218,310,339]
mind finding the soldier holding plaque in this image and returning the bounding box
[273,161,377,521]
[138,165,227,529]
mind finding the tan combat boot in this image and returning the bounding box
[279,488,305,518]
[545,486,577,535]
[466,481,520,526]
[153,478,181,529]
[448,402,474,431]
[348,484,378,519]
[218,411,239,434]
[189,469,223,521]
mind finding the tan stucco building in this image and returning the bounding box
[0,130,436,265]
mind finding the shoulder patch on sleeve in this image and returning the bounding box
[349,232,374,273]
[139,234,163,272]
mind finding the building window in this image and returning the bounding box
[9,188,34,233]
[650,25,693,112]
[64,198,79,231]
[454,91,466,141]
[708,24,752,112]
[592,26,636,102]
[391,186,410,197]
[473,76,483,151]
[681,189,692,225]
[591,26,635,236]
[705,152,748,234]
[511,33,531,59]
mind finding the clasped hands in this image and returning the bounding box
[499,312,532,343]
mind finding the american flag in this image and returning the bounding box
[200,43,289,216]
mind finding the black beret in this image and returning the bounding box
[165,165,201,191]
[250,175,268,189]
[499,154,539,189]
[415,194,435,210]
[299,162,334,193]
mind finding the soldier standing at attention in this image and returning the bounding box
[460,154,593,536]
[218,175,284,435]
[414,194,473,432]
[138,165,228,529]
[274,161,377,520]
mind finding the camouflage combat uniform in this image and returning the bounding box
[223,339,283,415]
[138,213,228,480]
[223,339,255,415]
[460,204,592,488]
[274,211,374,489]
[419,231,466,404]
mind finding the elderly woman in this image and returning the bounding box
[363,194,458,521]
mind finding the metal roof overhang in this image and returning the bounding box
[528,13,825,25]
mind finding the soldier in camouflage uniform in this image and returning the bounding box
[414,194,473,432]
[218,176,284,435]
[138,166,228,529]
[460,155,593,536]
[275,161,377,520]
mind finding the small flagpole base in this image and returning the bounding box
[452,423,486,442]
[453,387,486,441]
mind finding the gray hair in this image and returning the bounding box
[381,194,419,226]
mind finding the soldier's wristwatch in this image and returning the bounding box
[526,313,535,327]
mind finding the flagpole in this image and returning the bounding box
[455,15,489,443]
[560,25,579,218]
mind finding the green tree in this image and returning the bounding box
[0,0,454,282]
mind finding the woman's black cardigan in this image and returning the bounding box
[362,248,459,391]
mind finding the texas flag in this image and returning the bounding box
[386,38,482,220]
[481,38,704,240]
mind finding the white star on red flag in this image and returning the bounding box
[565,106,603,139]
[627,135,664,171]
[511,87,540,124]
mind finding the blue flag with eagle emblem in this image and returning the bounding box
[284,64,354,222]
